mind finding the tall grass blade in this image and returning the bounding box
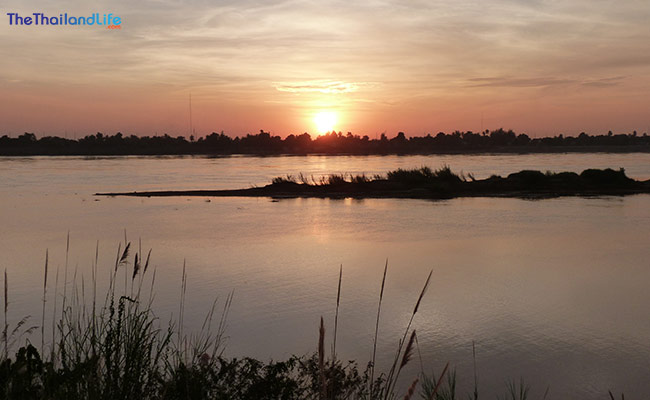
[403,377,419,400]
[318,316,326,400]
[114,242,122,272]
[370,259,388,396]
[414,329,425,375]
[472,340,478,400]
[133,253,140,281]
[143,249,151,274]
[3,269,7,361]
[51,261,60,361]
[332,264,342,361]
[179,260,187,363]
[413,269,432,315]
[119,242,130,265]
[62,231,70,322]
[385,269,433,398]
[400,330,416,370]
[41,249,48,357]
[427,362,450,400]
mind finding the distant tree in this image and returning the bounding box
[1,127,648,156]
[18,133,36,142]
[514,133,531,145]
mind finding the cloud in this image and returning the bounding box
[466,77,576,88]
[582,76,626,88]
[466,76,628,90]
[273,80,373,94]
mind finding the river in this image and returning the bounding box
[1,153,649,398]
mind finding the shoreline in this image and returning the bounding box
[5,145,650,157]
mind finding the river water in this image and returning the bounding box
[1,153,649,398]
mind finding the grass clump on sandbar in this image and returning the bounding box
[98,166,650,200]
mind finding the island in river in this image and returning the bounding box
[97,167,650,200]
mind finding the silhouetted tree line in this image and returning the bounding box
[1,129,649,156]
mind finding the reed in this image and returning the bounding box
[400,330,417,371]
[369,259,388,397]
[609,390,625,400]
[3,269,7,361]
[332,264,342,361]
[472,340,478,400]
[403,377,419,400]
[384,269,433,399]
[0,240,564,399]
[319,316,326,400]
[0,238,235,399]
[41,250,48,357]
[429,362,450,400]
[501,378,530,400]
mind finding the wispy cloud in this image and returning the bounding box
[466,77,575,88]
[466,76,628,89]
[581,76,626,88]
[273,80,374,94]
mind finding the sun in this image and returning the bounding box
[313,111,338,134]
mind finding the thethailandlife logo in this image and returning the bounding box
[6,12,122,29]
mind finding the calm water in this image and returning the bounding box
[1,153,650,398]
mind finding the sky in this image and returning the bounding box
[1,0,649,138]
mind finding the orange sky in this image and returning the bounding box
[2,0,650,138]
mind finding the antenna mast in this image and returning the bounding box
[189,93,193,136]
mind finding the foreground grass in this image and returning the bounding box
[0,242,445,400]
[0,240,627,399]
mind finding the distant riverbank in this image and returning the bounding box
[3,129,649,156]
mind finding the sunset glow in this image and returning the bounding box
[313,111,337,134]
[1,1,649,137]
